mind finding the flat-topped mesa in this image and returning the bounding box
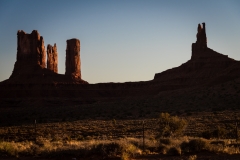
[47,43,58,73]
[65,39,81,79]
[10,30,46,78]
[191,23,207,58]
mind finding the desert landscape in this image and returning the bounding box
[0,20,240,160]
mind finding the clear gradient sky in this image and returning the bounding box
[0,0,240,83]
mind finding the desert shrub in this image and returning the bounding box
[119,143,141,160]
[121,152,130,160]
[158,144,169,154]
[188,138,208,152]
[93,142,121,157]
[157,113,187,138]
[210,140,226,146]
[188,155,197,160]
[0,142,18,157]
[76,135,84,141]
[112,119,117,126]
[180,141,190,153]
[142,149,151,155]
[212,126,228,139]
[201,130,213,139]
[167,146,181,156]
[123,143,139,157]
[159,138,172,145]
[202,126,231,139]
[63,135,71,141]
[85,136,92,140]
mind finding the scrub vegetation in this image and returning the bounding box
[1,113,240,159]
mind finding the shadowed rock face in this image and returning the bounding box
[192,23,207,59]
[10,30,46,78]
[65,39,81,79]
[47,43,58,73]
[154,22,239,87]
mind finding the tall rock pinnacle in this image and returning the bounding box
[192,22,207,58]
[47,43,58,73]
[65,39,81,79]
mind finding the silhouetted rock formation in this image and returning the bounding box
[47,43,58,73]
[154,22,240,88]
[0,23,239,105]
[65,39,81,79]
[5,30,87,84]
[192,23,207,59]
[10,30,46,78]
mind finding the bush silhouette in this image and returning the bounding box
[157,113,187,138]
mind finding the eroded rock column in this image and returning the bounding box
[192,22,208,58]
[65,39,81,79]
[10,30,46,78]
[47,43,58,73]
[17,30,46,67]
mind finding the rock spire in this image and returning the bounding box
[47,43,58,73]
[192,22,207,56]
[65,39,81,79]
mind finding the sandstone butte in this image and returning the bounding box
[0,23,240,100]
[6,30,87,84]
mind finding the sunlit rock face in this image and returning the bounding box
[10,30,46,78]
[47,43,58,73]
[17,30,46,67]
[7,30,87,84]
[65,39,81,79]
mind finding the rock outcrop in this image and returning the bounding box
[10,30,46,78]
[154,22,239,88]
[191,22,207,59]
[6,30,87,84]
[47,43,58,73]
[65,39,81,79]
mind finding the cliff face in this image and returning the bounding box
[10,30,46,78]
[47,43,58,73]
[65,39,81,79]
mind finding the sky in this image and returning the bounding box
[0,0,240,84]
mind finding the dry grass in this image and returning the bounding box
[0,137,142,159]
[1,111,240,142]
[1,111,240,158]
[1,136,240,158]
